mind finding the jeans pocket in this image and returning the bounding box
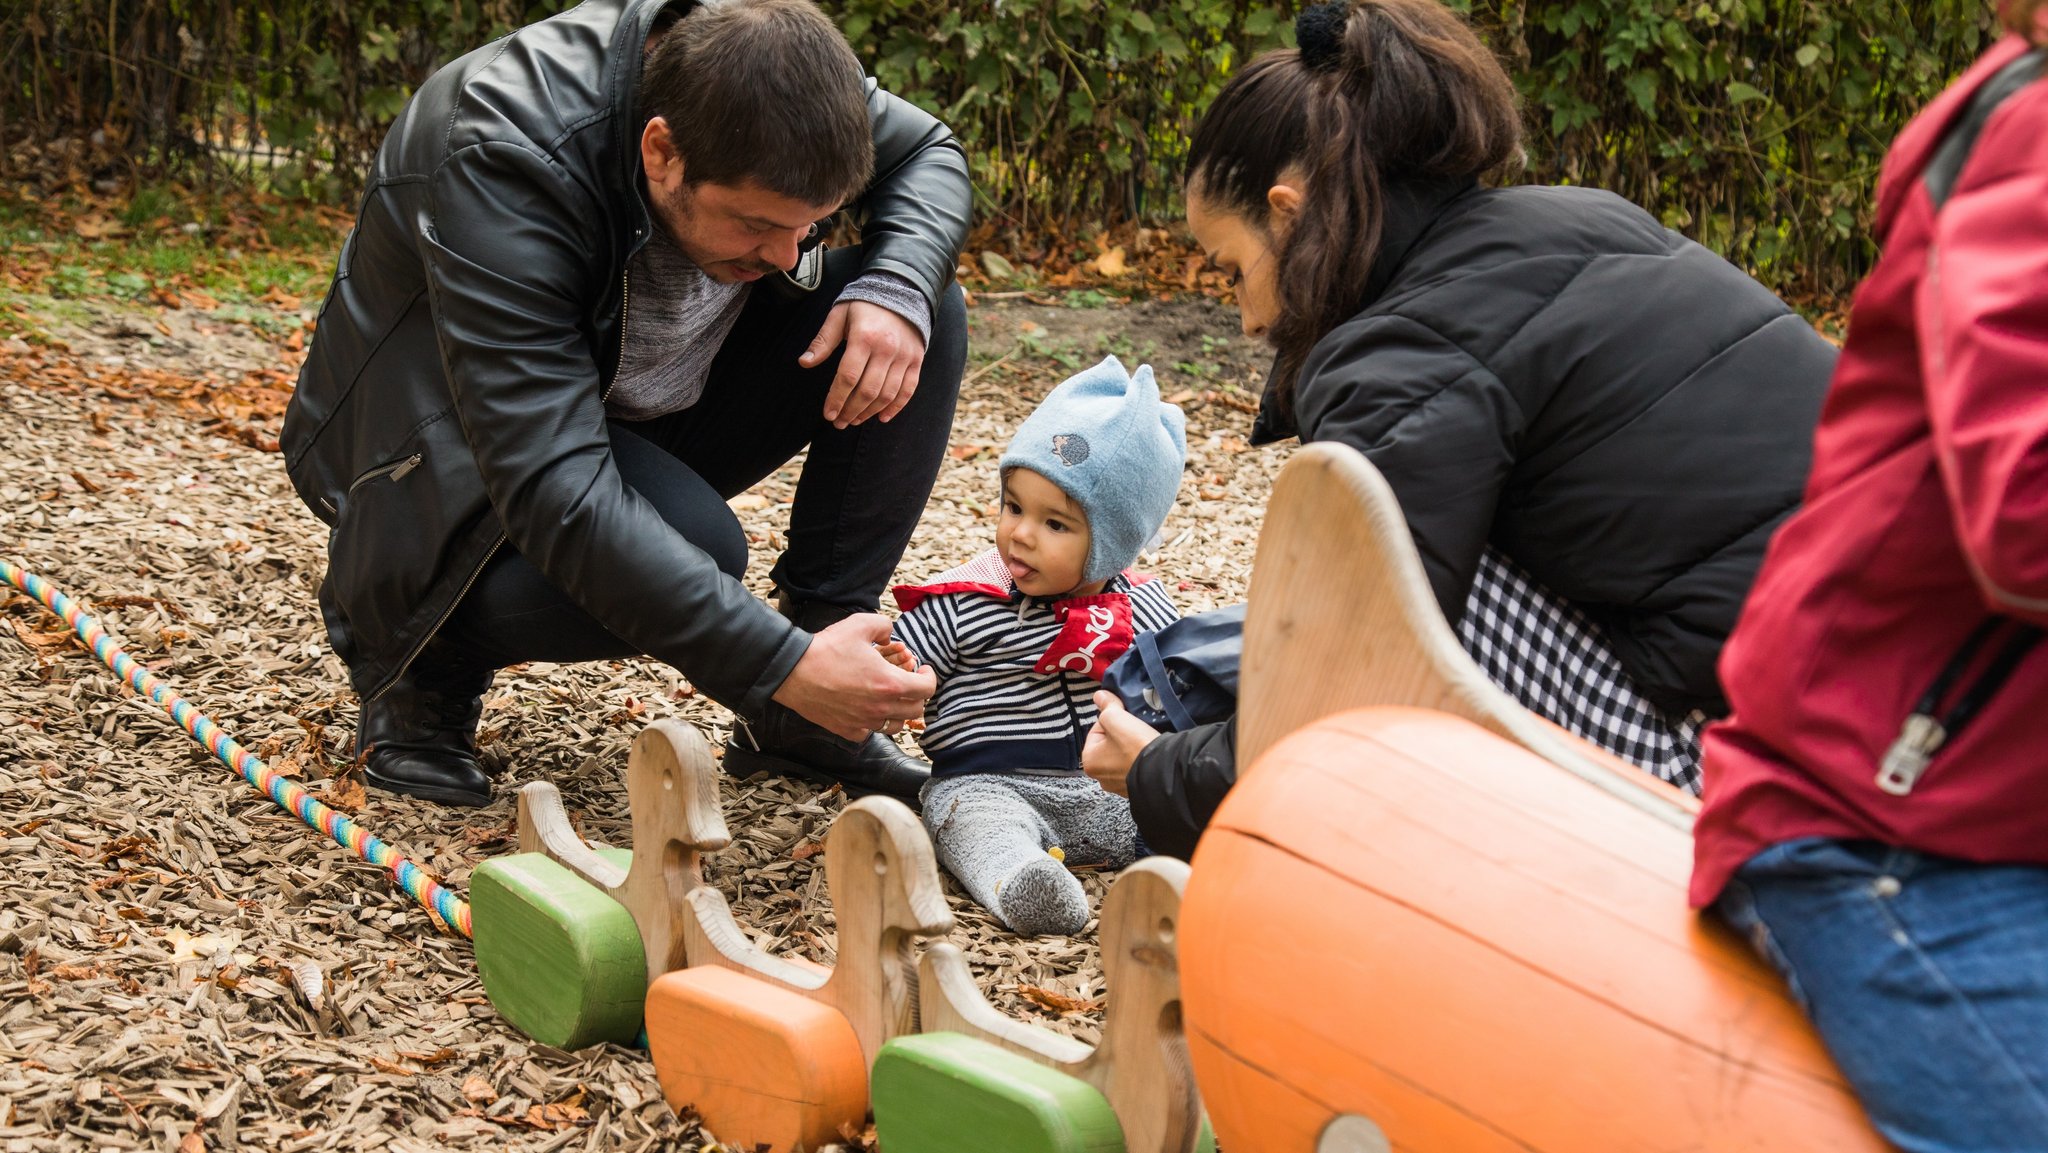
[1716,879,1815,1016]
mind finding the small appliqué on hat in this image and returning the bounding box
[1050,433,1091,466]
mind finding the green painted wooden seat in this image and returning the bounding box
[874,1032,1125,1153]
[472,849,644,1049]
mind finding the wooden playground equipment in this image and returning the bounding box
[872,857,1212,1153]
[1184,443,1883,1151]
[460,440,1884,1151]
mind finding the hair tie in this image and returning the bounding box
[1296,1,1349,72]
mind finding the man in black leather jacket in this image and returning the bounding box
[281,0,971,807]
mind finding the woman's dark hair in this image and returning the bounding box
[2006,0,2048,43]
[1187,0,1521,422]
[641,0,873,205]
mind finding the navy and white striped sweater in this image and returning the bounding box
[890,548,1180,776]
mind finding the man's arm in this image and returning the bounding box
[848,80,972,315]
[799,82,972,428]
[420,142,805,718]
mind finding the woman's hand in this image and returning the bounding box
[1083,690,1163,797]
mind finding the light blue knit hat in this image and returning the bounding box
[1000,355,1188,584]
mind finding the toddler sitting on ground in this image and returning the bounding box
[889,356,1186,935]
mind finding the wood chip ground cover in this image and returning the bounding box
[0,288,1285,1151]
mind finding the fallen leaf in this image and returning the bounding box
[980,251,1015,281]
[1016,984,1103,1014]
[460,1075,498,1105]
[1093,246,1129,278]
[178,1131,205,1153]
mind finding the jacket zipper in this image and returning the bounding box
[372,270,631,702]
[349,453,423,492]
[603,269,628,403]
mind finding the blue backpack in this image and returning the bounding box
[1102,604,1244,731]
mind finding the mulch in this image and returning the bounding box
[0,291,1286,1152]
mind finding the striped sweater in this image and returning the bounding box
[890,548,1180,776]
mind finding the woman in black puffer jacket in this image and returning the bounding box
[1083,0,1837,857]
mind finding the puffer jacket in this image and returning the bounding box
[280,0,971,715]
[1261,178,1838,717]
[1693,38,2048,906]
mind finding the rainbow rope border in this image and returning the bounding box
[2,557,472,938]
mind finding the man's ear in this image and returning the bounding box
[640,117,685,190]
[1266,181,1303,224]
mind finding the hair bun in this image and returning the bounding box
[1295,2,1349,72]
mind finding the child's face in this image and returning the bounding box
[998,469,1097,598]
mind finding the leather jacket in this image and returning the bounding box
[280,0,972,716]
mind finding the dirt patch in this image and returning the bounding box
[0,288,1290,1152]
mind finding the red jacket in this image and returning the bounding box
[1692,37,2048,907]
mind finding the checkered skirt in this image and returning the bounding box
[1457,549,1705,794]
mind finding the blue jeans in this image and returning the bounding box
[1717,838,2048,1152]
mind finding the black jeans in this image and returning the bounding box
[429,246,966,674]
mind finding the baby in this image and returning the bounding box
[890,356,1186,935]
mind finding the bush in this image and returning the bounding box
[0,0,2000,294]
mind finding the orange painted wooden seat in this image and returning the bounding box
[644,795,953,1151]
[1181,707,1884,1151]
[1177,442,1881,1149]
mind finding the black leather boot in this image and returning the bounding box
[356,654,494,807]
[723,594,931,806]
[724,703,931,806]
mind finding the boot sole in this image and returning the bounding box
[364,769,493,808]
[722,743,923,810]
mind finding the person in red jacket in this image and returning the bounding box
[1692,4,2048,1146]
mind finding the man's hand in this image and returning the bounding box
[773,614,936,741]
[801,300,926,429]
[1082,690,1163,797]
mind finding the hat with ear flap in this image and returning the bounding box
[999,355,1188,584]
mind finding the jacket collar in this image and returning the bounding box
[609,0,698,259]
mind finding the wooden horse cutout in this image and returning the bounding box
[873,856,1209,1153]
[642,795,954,1150]
[515,717,732,981]
[1180,441,1881,1149]
[1236,441,1696,830]
[470,719,729,1049]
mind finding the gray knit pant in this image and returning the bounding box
[920,772,1142,936]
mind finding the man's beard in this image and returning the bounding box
[657,182,785,277]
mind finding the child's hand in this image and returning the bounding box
[875,639,920,672]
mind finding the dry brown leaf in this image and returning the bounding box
[316,772,366,812]
[178,1131,205,1153]
[460,1075,498,1105]
[1017,984,1104,1014]
[366,1055,417,1076]
[1093,246,1129,278]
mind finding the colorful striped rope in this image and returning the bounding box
[1,557,473,938]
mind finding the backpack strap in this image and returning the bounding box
[1925,47,2047,210]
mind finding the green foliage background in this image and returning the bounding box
[0,0,2002,292]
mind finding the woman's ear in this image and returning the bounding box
[1266,182,1304,224]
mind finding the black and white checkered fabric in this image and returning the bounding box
[1456,548,1705,794]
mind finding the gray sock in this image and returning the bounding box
[920,772,1137,936]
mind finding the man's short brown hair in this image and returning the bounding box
[641,0,874,205]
